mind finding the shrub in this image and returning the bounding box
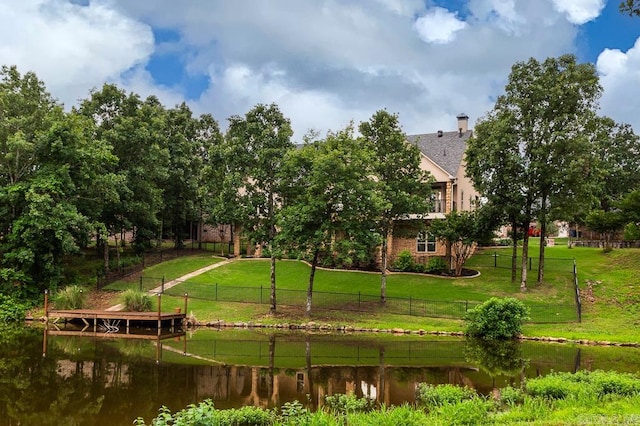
[589,370,640,397]
[416,383,478,409]
[136,400,274,426]
[425,256,447,273]
[525,372,586,400]
[0,294,28,324]
[54,285,86,310]
[324,393,375,414]
[464,297,529,339]
[121,289,153,312]
[624,223,640,241]
[392,250,415,272]
[499,386,525,406]
[433,398,494,426]
[493,238,513,247]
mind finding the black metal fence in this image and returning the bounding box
[153,279,578,323]
[467,252,581,323]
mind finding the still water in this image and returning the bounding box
[1,325,639,425]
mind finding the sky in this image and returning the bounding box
[1,0,639,139]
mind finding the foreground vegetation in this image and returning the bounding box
[134,370,640,425]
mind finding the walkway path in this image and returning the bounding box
[106,258,233,311]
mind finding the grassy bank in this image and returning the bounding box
[91,239,638,343]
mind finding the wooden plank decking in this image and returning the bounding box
[46,309,186,334]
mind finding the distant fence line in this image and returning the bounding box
[140,277,579,324]
[96,243,232,290]
[470,252,581,323]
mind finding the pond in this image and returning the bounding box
[1,325,639,425]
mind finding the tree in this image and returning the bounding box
[0,67,117,297]
[467,115,528,284]
[277,126,383,316]
[359,110,433,303]
[467,55,601,289]
[160,103,222,249]
[429,210,486,276]
[585,209,625,251]
[620,0,640,16]
[77,85,169,269]
[222,104,294,314]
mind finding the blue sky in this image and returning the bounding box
[1,0,639,138]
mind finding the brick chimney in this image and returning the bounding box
[456,113,469,133]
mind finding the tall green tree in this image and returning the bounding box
[161,103,222,249]
[277,126,383,316]
[77,85,169,269]
[467,115,528,283]
[222,104,294,314]
[359,110,433,303]
[0,66,117,297]
[467,55,601,289]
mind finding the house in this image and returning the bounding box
[386,113,480,266]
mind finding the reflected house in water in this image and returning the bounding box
[56,360,131,386]
[3,326,634,426]
[189,364,482,409]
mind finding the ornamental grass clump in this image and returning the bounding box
[120,289,153,312]
[464,297,529,339]
[54,285,86,310]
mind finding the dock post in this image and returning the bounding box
[157,293,162,336]
[44,289,49,322]
[184,293,188,318]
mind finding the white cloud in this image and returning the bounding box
[550,0,605,24]
[0,0,605,136]
[373,0,424,16]
[597,39,640,130]
[414,7,468,44]
[0,0,154,106]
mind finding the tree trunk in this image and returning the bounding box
[537,215,547,284]
[445,240,453,273]
[510,216,518,283]
[103,233,110,273]
[306,249,319,317]
[520,221,530,292]
[380,231,388,304]
[270,252,277,314]
[114,232,121,272]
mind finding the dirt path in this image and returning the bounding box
[105,258,233,311]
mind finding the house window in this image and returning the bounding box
[417,232,436,253]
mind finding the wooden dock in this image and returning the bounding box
[47,309,186,334]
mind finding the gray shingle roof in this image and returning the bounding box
[406,130,472,176]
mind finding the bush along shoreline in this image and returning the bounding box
[134,370,640,426]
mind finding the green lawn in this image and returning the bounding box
[104,253,225,291]
[93,238,639,343]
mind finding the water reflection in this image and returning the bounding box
[0,326,637,426]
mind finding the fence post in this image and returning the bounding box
[139,276,143,292]
[161,276,165,293]
[494,252,497,268]
[574,259,582,323]
[529,257,532,271]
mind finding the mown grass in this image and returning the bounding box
[104,253,224,291]
[166,240,578,323]
[94,238,639,343]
